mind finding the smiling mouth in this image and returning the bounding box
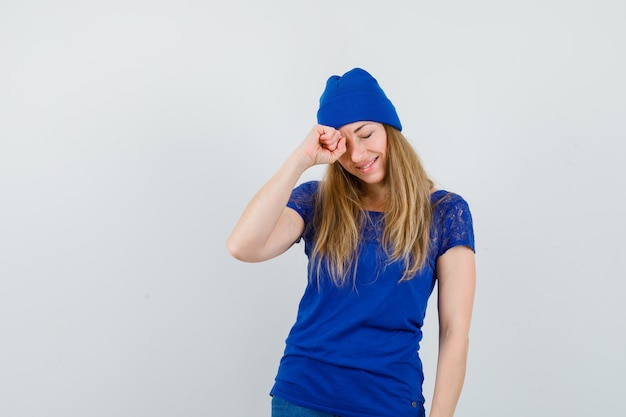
[357,156,379,172]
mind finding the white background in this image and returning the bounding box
[1,1,625,416]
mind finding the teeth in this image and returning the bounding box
[360,158,376,170]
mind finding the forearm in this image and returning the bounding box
[428,332,470,417]
[227,124,345,262]
[226,151,309,261]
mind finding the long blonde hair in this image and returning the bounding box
[311,125,434,287]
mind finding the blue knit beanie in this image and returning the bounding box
[317,68,402,131]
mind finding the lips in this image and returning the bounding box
[356,156,379,173]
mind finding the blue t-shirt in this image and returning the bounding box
[270,181,475,417]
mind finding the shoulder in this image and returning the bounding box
[431,190,471,216]
[287,181,320,221]
[290,180,320,202]
[429,189,475,256]
[295,180,319,194]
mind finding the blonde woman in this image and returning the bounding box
[227,68,476,417]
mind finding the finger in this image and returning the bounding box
[336,136,346,153]
[325,138,346,163]
[319,135,339,151]
[334,136,346,156]
[318,124,338,140]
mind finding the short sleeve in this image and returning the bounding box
[286,181,318,224]
[432,192,475,259]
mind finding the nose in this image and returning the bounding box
[348,139,366,163]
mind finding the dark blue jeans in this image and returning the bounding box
[271,396,340,417]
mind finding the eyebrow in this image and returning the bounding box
[353,123,372,134]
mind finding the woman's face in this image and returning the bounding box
[337,121,388,186]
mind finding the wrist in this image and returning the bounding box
[287,149,315,173]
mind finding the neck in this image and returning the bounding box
[361,183,387,211]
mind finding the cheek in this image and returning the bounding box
[377,137,388,153]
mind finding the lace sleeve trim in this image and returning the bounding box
[431,192,475,259]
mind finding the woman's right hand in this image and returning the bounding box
[296,124,346,167]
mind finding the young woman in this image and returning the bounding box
[227,68,476,417]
